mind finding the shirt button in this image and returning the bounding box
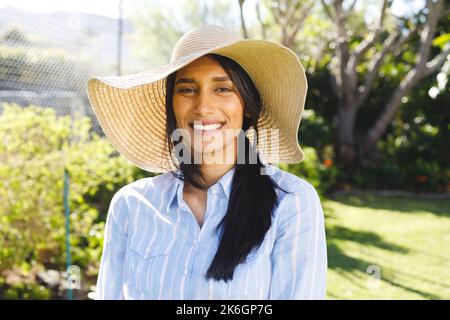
[184,269,189,276]
[145,248,151,253]
[210,186,217,195]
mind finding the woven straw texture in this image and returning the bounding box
[86,25,307,173]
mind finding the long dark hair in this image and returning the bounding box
[165,53,290,282]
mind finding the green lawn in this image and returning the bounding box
[323,193,450,299]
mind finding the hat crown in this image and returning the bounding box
[170,25,241,62]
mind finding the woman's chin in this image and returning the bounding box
[191,144,234,164]
[192,144,224,155]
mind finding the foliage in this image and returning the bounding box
[298,38,448,192]
[128,0,239,70]
[279,146,338,195]
[0,103,145,298]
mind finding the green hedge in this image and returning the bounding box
[0,103,144,299]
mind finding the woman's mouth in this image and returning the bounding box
[189,121,225,135]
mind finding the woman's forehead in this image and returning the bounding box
[176,55,228,79]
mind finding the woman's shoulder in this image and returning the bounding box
[266,165,318,196]
[110,171,177,205]
[267,165,323,225]
[104,172,178,237]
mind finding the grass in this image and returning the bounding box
[323,193,450,300]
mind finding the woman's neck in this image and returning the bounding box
[199,162,235,187]
[191,137,238,188]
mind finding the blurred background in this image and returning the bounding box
[0,0,448,299]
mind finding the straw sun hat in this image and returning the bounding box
[86,24,307,173]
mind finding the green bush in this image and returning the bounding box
[279,146,338,195]
[0,103,144,299]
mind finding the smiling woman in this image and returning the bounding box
[86,25,327,300]
[171,55,245,165]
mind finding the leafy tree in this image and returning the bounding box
[128,0,239,69]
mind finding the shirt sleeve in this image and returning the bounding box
[95,188,129,300]
[269,183,327,300]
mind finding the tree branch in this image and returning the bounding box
[416,0,443,67]
[271,0,283,25]
[356,31,400,107]
[344,0,357,18]
[356,18,422,108]
[363,0,447,152]
[286,1,315,44]
[320,0,335,22]
[285,0,303,27]
[424,43,450,77]
[392,22,421,56]
[349,0,388,71]
[238,0,248,39]
[256,0,267,39]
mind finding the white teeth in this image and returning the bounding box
[193,123,223,131]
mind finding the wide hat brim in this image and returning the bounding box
[87,38,307,173]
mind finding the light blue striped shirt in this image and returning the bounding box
[95,165,327,300]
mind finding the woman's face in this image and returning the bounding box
[172,55,245,163]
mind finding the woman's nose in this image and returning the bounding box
[193,90,215,115]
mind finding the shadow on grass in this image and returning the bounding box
[327,242,372,280]
[325,218,444,299]
[329,194,450,217]
[384,265,450,294]
[327,241,443,299]
[379,276,442,299]
[327,225,409,254]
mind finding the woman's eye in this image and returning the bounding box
[176,87,232,94]
[177,88,196,94]
[217,87,232,93]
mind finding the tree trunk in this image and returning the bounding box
[336,105,358,167]
[320,0,448,168]
[238,0,248,39]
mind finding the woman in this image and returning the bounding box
[87,25,327,300]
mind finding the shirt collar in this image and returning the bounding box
[216,165,236,199]
[166,170,183,213]
[165,166,236,212]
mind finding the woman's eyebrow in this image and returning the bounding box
[174,76,231,84]
[212,76,231,82]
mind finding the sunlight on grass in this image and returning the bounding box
[323,194,450,299]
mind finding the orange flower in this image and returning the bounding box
[416,175,428,182]
[323,159,333,168]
